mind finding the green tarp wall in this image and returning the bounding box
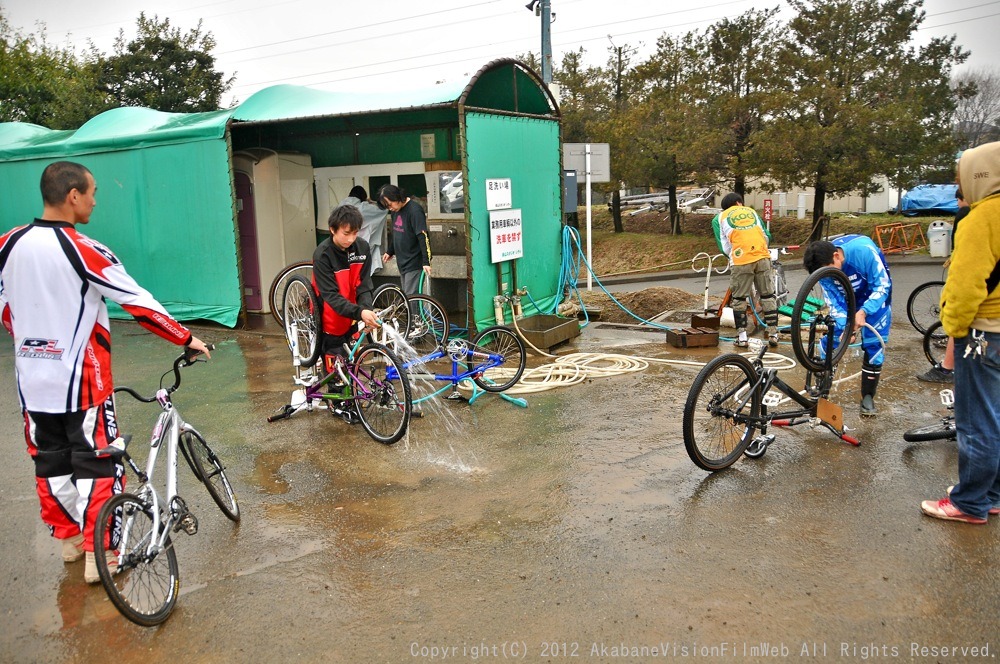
[0,108,241,327]
[465,112,562,330]
[0,60,561,330]
[0,143,240,326]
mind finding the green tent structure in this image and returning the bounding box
[0,59,566,333]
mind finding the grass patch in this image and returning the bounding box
[573,207,942,277]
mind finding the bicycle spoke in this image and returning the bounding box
[683,355,760,471]
[351,343,412,444]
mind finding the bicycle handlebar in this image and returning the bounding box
[114,343,215,402]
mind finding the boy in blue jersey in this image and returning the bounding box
[803,235,892,417]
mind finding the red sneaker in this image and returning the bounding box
[947,486,1000,515]
[921,498,988,524]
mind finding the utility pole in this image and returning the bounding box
[526,0,553,84]
[540,0,552,84]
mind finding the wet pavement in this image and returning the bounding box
[2,261,998,663]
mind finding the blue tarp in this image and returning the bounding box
[900,184,959,216]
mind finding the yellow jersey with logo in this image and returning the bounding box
[715,205,770,266]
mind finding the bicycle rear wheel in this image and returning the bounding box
[283,276,322,368]
[471,325,526,392]
[922,319,949,366]
[372,284,411,343]
[790,266,856,373]
[906,280,944,334]
[352,343,412,444]
[903,417,956,442]
[682,354,761,471]
[406,294,450,355]
[268,261,312,326]
[95,492,179,627]
[180,429,240,522]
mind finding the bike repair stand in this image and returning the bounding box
[690,251,727,329]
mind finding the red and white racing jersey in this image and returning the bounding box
[0,220,192,413]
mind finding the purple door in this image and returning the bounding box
[235,172,262,311]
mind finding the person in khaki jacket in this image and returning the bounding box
[921,141,1000,524]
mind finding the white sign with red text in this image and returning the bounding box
[489,208,523,263]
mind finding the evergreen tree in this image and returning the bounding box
[754,0,966,240]
[96,13,234,113]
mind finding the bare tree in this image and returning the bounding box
[952,66,1000,149]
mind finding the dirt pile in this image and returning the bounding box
[579,286,718,324]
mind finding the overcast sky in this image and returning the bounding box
[3,0,998,106]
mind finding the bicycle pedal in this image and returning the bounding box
[335,407,358,424]
[939,389,954,407]
[753,434,775,448]
[176,513,199,536]
[762,391,783,407]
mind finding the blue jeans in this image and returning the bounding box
[949,330,1000,519]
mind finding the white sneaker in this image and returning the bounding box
[61,533,85,563]
[84,550,118,584]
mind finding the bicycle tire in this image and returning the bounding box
[268,261,312,326]
[406,294,450,355]
[790,266,856,373]
[95,492,180,627]
[372,284,411,342]
[922,319,949,367]
[906,280,944,334]
[352,342,412,444]
[471,326,526,392]
[903,417,956,442]
[682,353,761,471]
[181,429,240,522]
[282,276,322,368]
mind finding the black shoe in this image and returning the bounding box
[917,364,954,384]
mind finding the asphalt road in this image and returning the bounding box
[2,257,997,663]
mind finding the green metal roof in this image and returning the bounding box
[231,81,468,124]
[0,60,557,161]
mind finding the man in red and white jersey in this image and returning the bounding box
[0,161,211,584]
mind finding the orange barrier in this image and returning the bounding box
[874,222,926,254]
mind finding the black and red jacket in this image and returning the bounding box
[311,236,373,337]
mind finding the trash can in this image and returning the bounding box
[927,220,953,257]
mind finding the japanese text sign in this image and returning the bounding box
[486,178,512,211]
[489,209,523,263]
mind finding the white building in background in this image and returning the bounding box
[740,175,900,215]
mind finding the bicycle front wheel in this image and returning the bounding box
[906,280,944,334]
[180,429,240,522]
[922,319,949,366]
[283,276,322,368]
[95,492,180,627]
[790,266,856,373]
[682,354,761,471]
[268,261,313,326]
[903,417,956,442]
[471,326,526,392]
[352,343,412,444]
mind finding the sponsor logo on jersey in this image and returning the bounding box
[725,208,759,229]
[348,250,368,263]
[17,338,64,359]
[151,312,185,338]
[87,344,105,392]
[80,237,120,265]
